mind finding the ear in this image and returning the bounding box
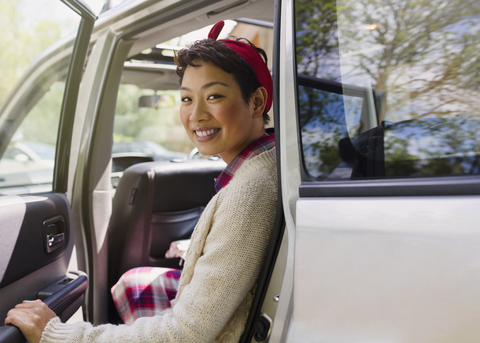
[251,87,268,118]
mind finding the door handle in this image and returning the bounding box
[47,233,64,248]
[43,216,66,253]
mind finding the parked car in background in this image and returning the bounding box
[112,141,186,161]
[0,142,55,195]
[1,0,480,342]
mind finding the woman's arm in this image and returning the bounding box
[6,150,277,343]
[5,300,56,343]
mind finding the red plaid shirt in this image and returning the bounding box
[214,128,275,193]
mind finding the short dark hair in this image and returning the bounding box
[175,38,270,125]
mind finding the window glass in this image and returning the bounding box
[0,0,81,195]
[295,0,480,180]
[113,80,193,173]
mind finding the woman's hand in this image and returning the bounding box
[4,300,56,343]
[165,241,184,259]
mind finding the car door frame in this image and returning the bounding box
[0,1,96,341]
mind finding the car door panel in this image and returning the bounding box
[0,194,87,337]
[0,270,87,342]
[0,267,87,343]
[287,197,480,342]
[0,194,71,288]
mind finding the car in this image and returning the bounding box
[1,0,480,342]
[112,141,184,160]
[0,142,55,195]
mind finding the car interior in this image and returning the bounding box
[110,16,281,343]
[72,1,281,338]
[107,158,225,322]
[88,6,277,328]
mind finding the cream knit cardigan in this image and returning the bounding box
[40,147,278,343]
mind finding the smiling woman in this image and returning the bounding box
[179,62,266,164]
[176,21,272,164]
[5,20,278,343]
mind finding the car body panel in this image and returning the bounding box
[287,196,480,341]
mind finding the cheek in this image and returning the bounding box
[179,107,190,130]
[216,102,245,123]
[217,104,252,133]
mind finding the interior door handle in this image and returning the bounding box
[43,216,66,253]
[47,233,65,248]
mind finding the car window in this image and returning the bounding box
[113,62,193,172]
[295,0,480,180]
[0,0,81,195]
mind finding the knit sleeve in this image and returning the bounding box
[40,149,277,343]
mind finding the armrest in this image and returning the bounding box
[39,271,88,315]
[0,271,88,343]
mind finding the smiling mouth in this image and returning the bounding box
[195,128,220,137]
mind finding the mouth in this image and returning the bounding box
[194,128,220,138]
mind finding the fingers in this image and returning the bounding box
[5,301,44,326]
[4,310,26,326]
[12,300,42,310]
[4,300,56,343]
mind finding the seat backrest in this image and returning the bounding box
[107,159,225,288]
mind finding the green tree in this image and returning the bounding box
[296,0,339,78]
[0,0,65,107]
[337,0,480,121]
[114,85,193,153]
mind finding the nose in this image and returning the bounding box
[189,99,209,122]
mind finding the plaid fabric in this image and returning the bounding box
[214,128,275,192]
[111,267,182,325]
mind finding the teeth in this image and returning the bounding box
[196,129,218,137]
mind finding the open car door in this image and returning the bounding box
[0,0,95,341]
[270,0,480,341]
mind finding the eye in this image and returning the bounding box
[181,96,192,103]
[207,94,223,100]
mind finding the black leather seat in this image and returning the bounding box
[107,159,225,289]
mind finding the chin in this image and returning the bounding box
[200,151,217,157]
[196,147,217,157]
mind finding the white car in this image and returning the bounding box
[1,0,479,342]
[0,142,55,195]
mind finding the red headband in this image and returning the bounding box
[208,21,273,112]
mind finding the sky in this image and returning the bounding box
[83,0,109,14]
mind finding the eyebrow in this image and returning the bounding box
[180,81,229,91]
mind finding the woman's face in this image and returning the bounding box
[179,61,265,164]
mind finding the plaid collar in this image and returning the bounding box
[214,128,275,193]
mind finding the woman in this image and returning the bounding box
[5,20,277,343]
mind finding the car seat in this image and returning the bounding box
[107,159,225,290]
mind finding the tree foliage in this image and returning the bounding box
[114,85,193,153]
[0,0,79,150]
[0,0,66,108]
